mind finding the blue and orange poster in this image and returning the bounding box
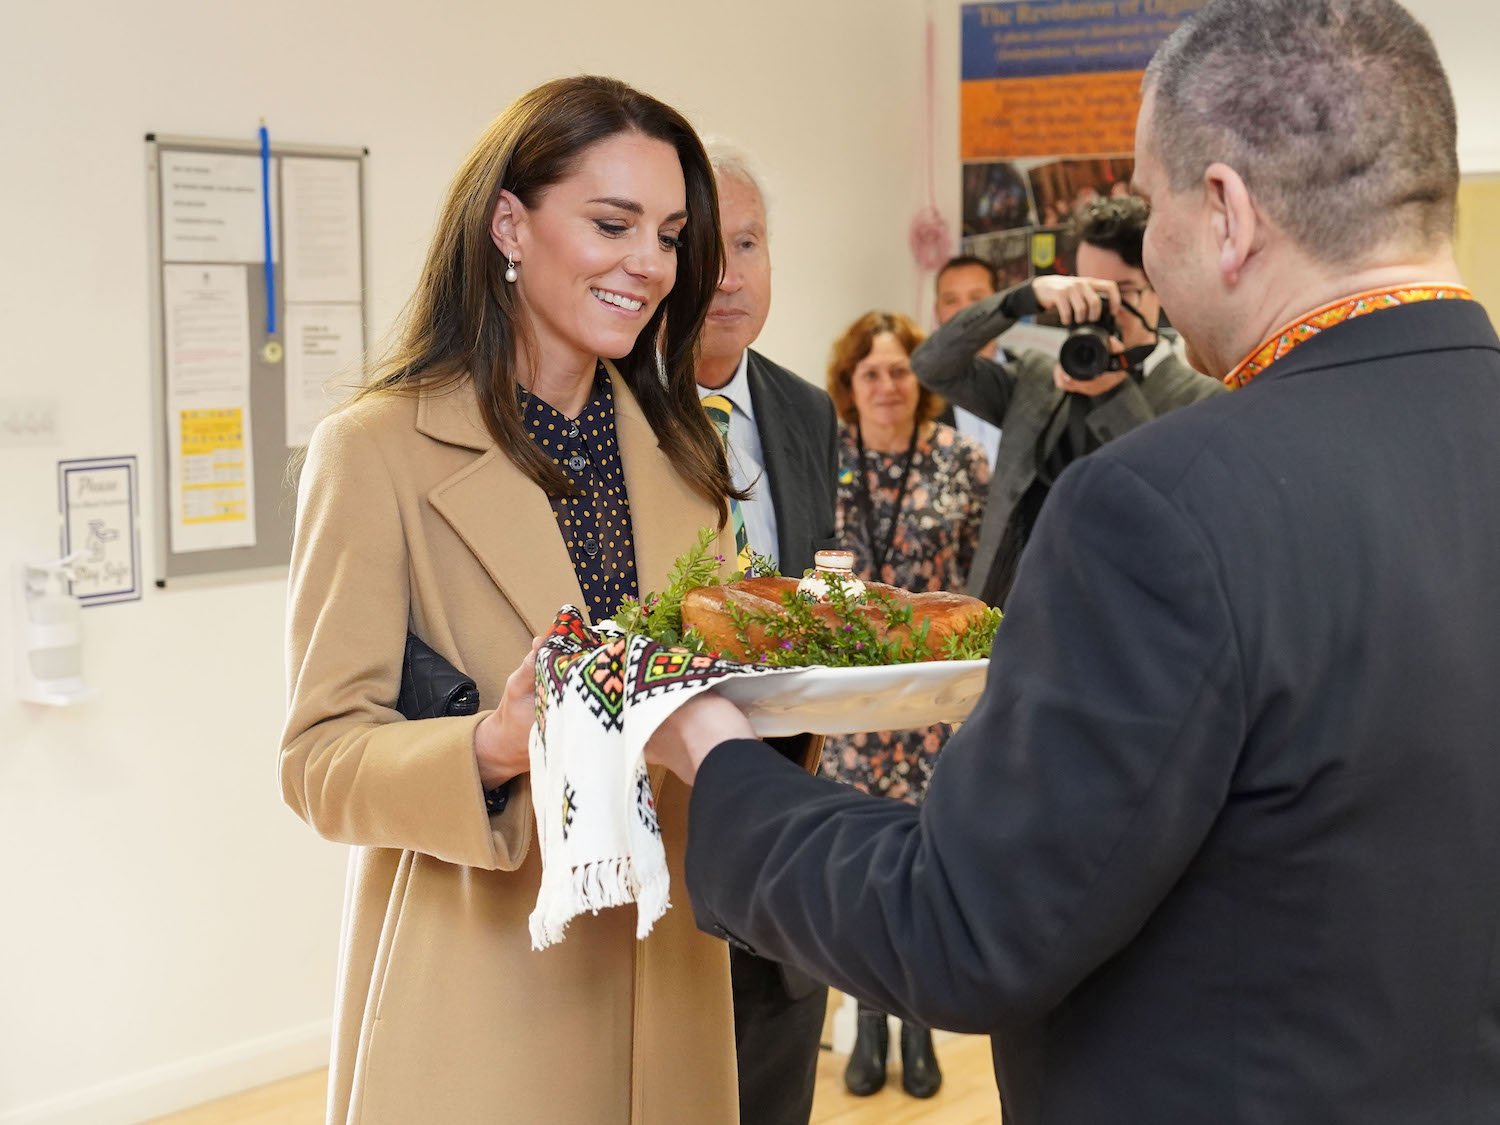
[959,0,1205,277]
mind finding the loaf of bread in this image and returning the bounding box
[681,576,988,663]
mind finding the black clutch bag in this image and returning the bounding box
[397,632,507,813]
[398,632,480,721]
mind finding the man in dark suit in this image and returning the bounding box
[651,3,1500,1123]
[915,198,1224,608]
[695,145,838,1125]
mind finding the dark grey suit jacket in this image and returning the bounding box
[743,348,838,577]
[738,347,838,1003]
[911,286,1225,601]
[685,300,1500,1123]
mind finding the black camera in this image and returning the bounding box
[1058,306,1119,381]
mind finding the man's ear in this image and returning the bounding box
[490,189,526,258]
[1204,163,1257,286]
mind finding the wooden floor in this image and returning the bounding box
[150,1034,1001,1124]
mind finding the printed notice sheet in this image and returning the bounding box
[282,157,362,303]
[162,264,256,552]
[58,456,141,605]
[161,151,278,264]
[285,303,363,446]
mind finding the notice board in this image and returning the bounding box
[145,132,368,584]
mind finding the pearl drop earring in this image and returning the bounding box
[504,256,519,283]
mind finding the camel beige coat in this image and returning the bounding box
[282,366,740,1124]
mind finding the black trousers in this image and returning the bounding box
[730,947,828,1125]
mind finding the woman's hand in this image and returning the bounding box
[473,636,545,789]
[645,690,755,786]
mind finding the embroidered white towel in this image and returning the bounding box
[528,606,788,950]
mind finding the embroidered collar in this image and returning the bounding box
[1223,285,1474,389]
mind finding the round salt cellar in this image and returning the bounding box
[796,549,866,603]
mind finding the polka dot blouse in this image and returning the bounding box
[520,365,640,622]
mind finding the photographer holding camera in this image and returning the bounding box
[911,196,1224,606]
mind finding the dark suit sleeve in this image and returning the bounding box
[953,434,990,588]
[814,392,839,556]
[910,288,1023,424]
[686,451,1247,1032]
[747,350,840,575]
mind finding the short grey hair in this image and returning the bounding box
[704,140,773,231]
[1144,0,1457,265]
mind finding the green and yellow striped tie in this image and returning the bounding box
[700,393,754,570]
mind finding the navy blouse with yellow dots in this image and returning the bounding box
[520,364,640,622]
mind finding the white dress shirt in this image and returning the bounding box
[952,406,1002,469]
[697,352,781,568]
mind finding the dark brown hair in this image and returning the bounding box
[1075,195,1151,269]
[825,311,940,428]
[936,255,999,293]
[359,75,734,520]
[1144,0,1458,265]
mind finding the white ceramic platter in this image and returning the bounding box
[714,660,990,737]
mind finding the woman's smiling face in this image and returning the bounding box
[500,130,687,372]
[849,332,920,432]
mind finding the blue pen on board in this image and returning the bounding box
[259,118,276,336]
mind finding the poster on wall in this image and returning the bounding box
[284,302,364,447]
[58,456,141,606]
[958,0,1206,277]
[161,263,257,553]
[160,151,279,265]
[281,156,363,304]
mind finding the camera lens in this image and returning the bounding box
[1059,324,1113,380]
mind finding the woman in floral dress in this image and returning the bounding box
[818,310,990,1100]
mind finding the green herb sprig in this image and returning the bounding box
[607,529,1000,666]
[608,526,724,647]
[940,607,1003,661]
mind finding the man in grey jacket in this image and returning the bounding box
[912,197,1223,606]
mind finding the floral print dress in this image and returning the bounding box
[818,420,990,804]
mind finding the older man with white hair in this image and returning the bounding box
[694,144,839,1125]
[650,3,1500,1122]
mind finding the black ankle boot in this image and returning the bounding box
[844,1007,889,1096]
[900,1022,943,1098]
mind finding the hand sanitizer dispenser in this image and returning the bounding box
[15,555,95,705]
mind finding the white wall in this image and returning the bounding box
[3,1,1495,1121]
[0,3,924,1122]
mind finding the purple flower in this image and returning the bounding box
[843,624,853,632]
[781,640,794,649]
[855,641,864,650]
[714,553,726,563]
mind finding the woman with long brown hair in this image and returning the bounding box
[281,76,741,1122]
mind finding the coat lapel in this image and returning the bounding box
[419,379,584,637]
[417,366,732,638]
[744,351,797,564]
[612,364,735,590]
[606,365,732,799]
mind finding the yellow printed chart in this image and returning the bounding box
[172,406,256,552]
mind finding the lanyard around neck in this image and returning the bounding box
[854,417,921,579]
